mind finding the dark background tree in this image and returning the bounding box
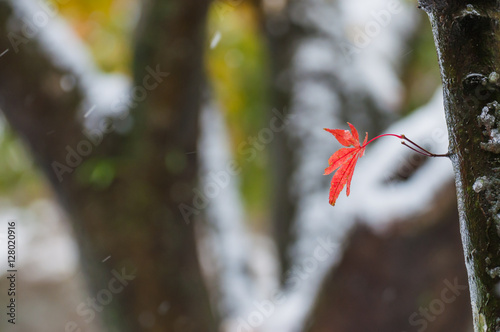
[0,1,216,331]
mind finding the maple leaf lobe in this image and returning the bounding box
[324,123,368,206]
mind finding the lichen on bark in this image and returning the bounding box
[478,98,500,154]
[419,0,500,330]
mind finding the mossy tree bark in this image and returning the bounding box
[420,0,500,329]
[0,0,217,331]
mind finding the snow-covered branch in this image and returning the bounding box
[6,0,130,128]
[197,102,258,325]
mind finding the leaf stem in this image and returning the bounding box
[361,133,403,147]
[401,142,433,156]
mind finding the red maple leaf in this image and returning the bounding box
[324,123,368,206]
[323,123,449,206]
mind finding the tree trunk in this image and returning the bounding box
[264,4,301,280]
[420,0,500,330]
[0,0,217,331]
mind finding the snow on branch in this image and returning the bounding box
[352,89,453,230]
[261,88,450,332]
[256,1,432,331]
[197,102,259,328]
[6,0,130,129]
[290,0,419,111]
[338,0,420,111]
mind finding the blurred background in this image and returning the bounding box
[0,0,473,331]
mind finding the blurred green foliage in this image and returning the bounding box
[76,158,117,190]
[205,2,271,223]
[0,119,47,205]
[401,21,441,114]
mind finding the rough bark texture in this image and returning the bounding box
[420,0,500,330]
[0,1,217,331]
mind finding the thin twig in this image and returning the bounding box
[401,142,432,157]
[401,135,450,158]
